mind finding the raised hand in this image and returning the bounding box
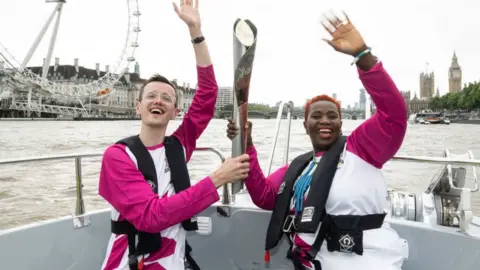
[172,0,201,29]
[321,11,368,56]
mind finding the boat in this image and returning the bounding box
[1,16,479,270]
[0,102,480,270]
[418,110,441,124]
[411,110,451,125]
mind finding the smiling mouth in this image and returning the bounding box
[150,108,164,115]
[317,128,332,134]
[316,128,333,139]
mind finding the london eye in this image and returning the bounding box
[0,0,141,116]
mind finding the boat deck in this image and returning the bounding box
[1,192,479,270]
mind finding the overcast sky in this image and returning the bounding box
[1,0,478,107]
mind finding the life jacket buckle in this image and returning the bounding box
[282,215,297,233]
[128,254,139,270]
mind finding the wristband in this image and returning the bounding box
[351,47,371,65]
[191,36,205,44]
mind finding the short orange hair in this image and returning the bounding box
[304,94,342,121]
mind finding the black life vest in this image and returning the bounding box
[264,136,386,269]
[111,135,200,270]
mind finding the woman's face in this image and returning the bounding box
[304,100,342,151]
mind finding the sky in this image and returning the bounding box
[1,0,479,107]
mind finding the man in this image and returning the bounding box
[98,1,250,269]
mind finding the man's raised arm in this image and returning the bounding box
[171,0,218,162]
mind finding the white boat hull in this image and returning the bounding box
[1,192,479,270]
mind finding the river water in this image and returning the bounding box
[1,119,480,230]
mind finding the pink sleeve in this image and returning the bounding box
[244,145,288,210]
[98,144,220,233]
[347,61,407,169]
[172,65,218,162]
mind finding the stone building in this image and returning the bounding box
[420,70,435,98]
[25,57,146,108]
[448,51,462,93]
[401,90,430,114]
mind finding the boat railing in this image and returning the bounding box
[266,101,480,182]
[266,100,294,175]
[3,104,480,230]
[392,154,480,168]
[0,147,226,229]
[264,101,480,234]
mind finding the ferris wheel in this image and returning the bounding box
[0,0,141,100]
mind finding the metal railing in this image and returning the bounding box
[263,101,480,171]
[266,101,294,175]
[264,101,480,195]
[263,101,480,235]
[0,152,103,165]
[4,114,480,226]
[0,147,226,222]
[392,154,480,167]
[195,147,231,207]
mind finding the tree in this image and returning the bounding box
[221,104,233,111]
[221,103,272,112]
[429,82,480,111]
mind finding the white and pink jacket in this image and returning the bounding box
[245,62,409,270]
[98,65,220,270]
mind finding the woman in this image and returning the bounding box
[226,12,408,270]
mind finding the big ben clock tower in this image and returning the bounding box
[448,51,462,93]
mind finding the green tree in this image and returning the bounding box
[429,81,480,111]
[221,104,233,111]
[429,96,441,110]
[221,103,273,112]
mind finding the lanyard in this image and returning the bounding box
[292,158,317,215]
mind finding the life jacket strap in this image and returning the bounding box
[287,213,386,269]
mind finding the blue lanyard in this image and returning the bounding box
[293,160,316,215]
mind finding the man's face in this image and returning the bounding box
[136,81,178,128]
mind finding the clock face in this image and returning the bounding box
[452,70,461,78]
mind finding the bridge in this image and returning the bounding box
[216,108,368,120]
[216,110,295,119]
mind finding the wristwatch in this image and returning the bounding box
[191,36,205,44]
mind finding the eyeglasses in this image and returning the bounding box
[144,91,176,105]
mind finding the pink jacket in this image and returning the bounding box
[98,65,219,269]
[244,62,407,210]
